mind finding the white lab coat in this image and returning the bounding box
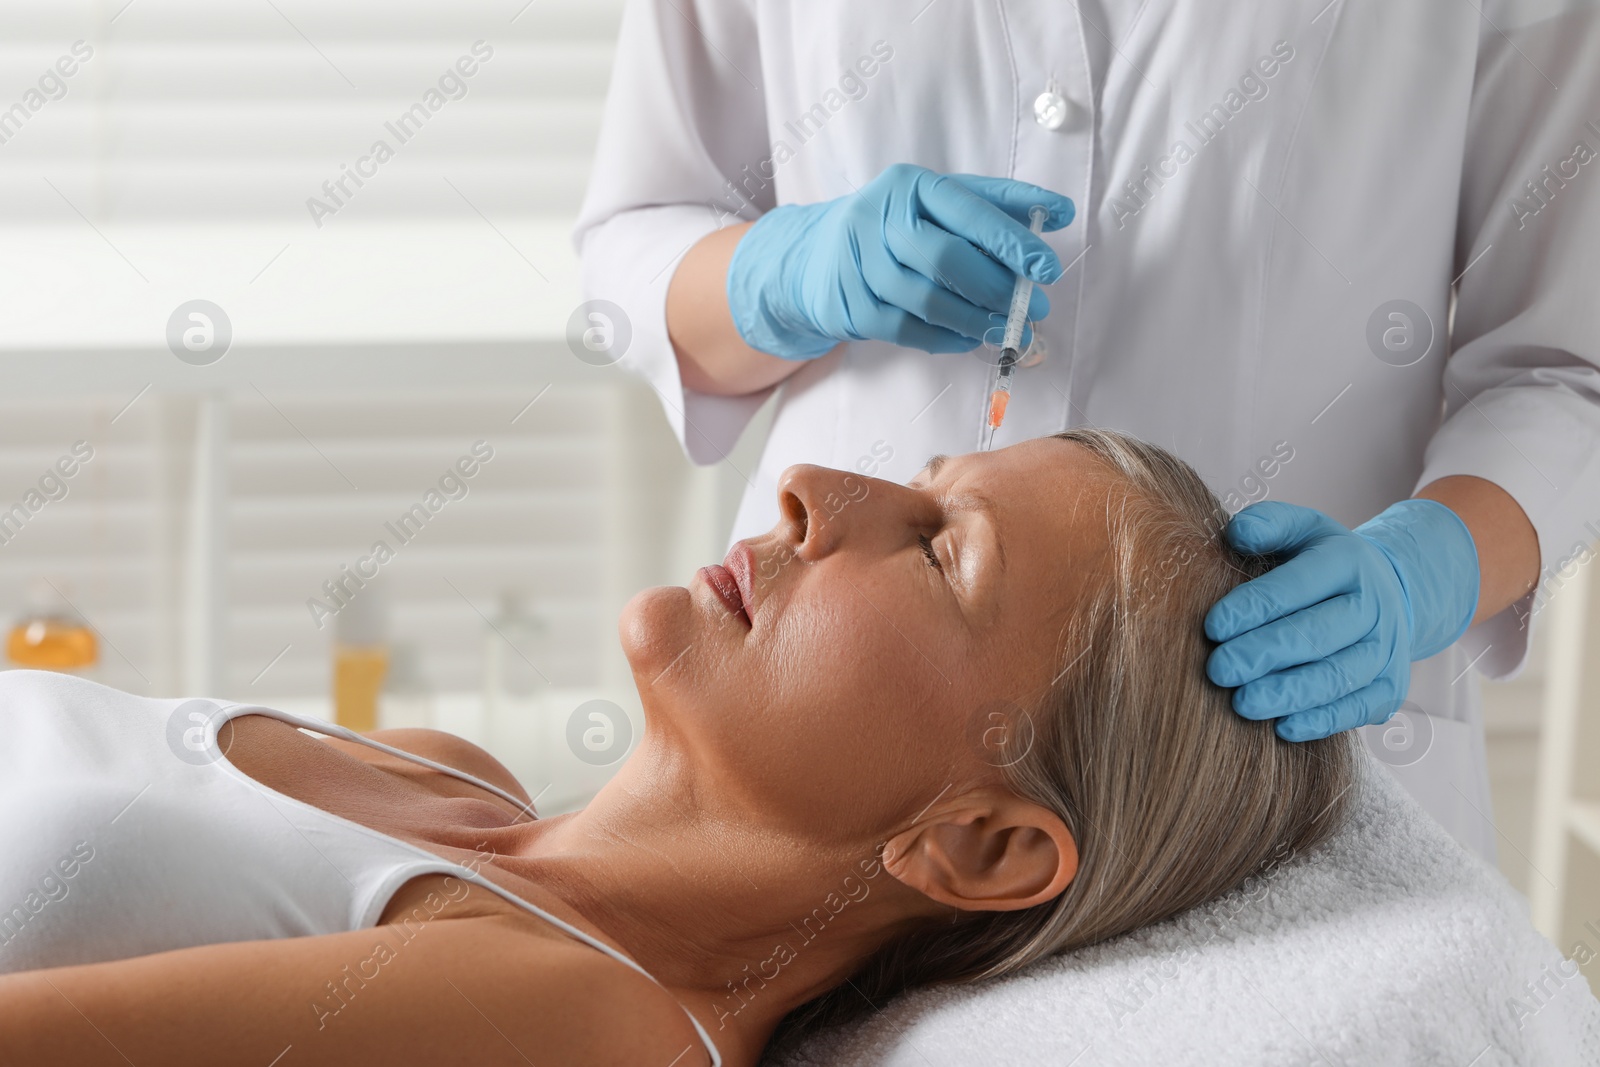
[573,0,1600,864]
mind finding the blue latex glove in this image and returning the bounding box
[1204,499,1480,742]
[726,163,1075,359]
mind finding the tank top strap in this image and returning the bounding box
[214,702,538,821]
[213,702,723,1066]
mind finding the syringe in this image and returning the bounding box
[978,204,1049,452]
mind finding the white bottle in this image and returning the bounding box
[379,642,434,731]
[482,591,548,776]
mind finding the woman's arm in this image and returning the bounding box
[665,221,816,397]
[573,0,802,401]
[1414,474,1540,625]
[0,915,706,1067]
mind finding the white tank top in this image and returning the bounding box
[0,670,721,1065]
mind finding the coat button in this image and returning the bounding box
[1033,90,1075,131]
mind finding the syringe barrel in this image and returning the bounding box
[1001,277,1033,352]
[1000,206,1049,354]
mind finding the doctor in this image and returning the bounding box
[573,0,1600,862]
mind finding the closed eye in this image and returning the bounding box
[918,533,943,571]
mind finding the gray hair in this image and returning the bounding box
[773,428,1356,1044]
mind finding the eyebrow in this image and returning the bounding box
[916,453,1007,577]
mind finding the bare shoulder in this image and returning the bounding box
[436,915,715,1066]
[348,727,532,804]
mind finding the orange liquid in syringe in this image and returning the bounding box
[987,390,1011,429]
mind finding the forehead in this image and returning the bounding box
[962,439,1122,678]
[991,438,1121,547]
[927,438,1122,590]
[921,438,1118,507]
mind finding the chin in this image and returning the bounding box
[617,585,695,681]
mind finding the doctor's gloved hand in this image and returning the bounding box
[1204,500,1480,742]
[725,163,1075,359]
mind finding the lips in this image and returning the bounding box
[694,543,755,627]
[724,541,755,619]
[698,541,755,627]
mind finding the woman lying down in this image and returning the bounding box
[0,429,1353,1067]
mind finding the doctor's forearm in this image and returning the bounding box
[1414,475,1541,626]
[666,222,812,397]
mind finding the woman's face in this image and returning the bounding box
[618,437,1120,845]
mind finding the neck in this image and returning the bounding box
[518,748,927,1062]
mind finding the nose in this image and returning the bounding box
[775,463,867,561]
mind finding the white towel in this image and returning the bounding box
[770,750,1600,1066]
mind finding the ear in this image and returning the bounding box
[881,787,1078,912]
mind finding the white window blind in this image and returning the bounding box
[226,386,621,699]
[0,386,630,699]
[0,0,619,223]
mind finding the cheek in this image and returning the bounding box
[771,574,941,694]
[762,597,882,712]
[755,588,968,781]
